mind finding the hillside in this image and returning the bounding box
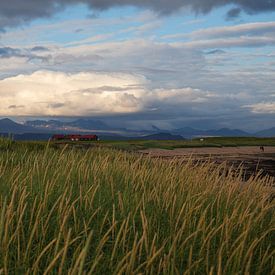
[173,127,250,138]
[0,118,37,134]
[1,118,275,139]
[256,127,275,137]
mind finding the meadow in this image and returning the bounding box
[86,137,275,151]
[0,138,274,274]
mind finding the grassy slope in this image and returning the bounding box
[0,139,274,274]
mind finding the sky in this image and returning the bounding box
[0,0,275,131]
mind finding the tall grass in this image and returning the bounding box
[0,137,13,150]
[0,142,274,274]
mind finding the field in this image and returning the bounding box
[95,137,275,151]
[0,138,274,274]
[140,146,275,179]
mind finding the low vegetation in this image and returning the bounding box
[93,137,275,151]
[0,137,13,150]
[0,138,274,274]
[43,137,275,152]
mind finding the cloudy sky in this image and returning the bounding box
[0,0,275,130]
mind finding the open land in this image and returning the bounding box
[53,137,275,180]
[0,137,274,274]
[139,146,275,180]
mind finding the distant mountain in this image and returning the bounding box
[173,127,204,137]
[25,120,64,128]
[1,118,275,139]
[139,133,184,140]
[210,128,250,137]
[255,127,275,137]
[25,118,118,131]
[0,118,38,134]
[25,119,254,138]
[173,127,250,138]
[151,125,165,132]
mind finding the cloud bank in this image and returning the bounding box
[0,6,274,130]
[245,102,275,114]
[164,21,275,48]
[0,71,145,116]
[1,0,275,28]
[0,70,219,117]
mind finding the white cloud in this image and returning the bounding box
[188,21,275,39]
[0,16,275,129]
[177,36,275,49]
[163,21,275,49]
[1,10,158,48]
[163,21,275,40]
[244,102,275,114]
[0,70,217,116]
[0,71,146,116]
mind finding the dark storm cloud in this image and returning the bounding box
[31,46,50,52]
[0,1,275,28]
[0,47,21,58]
[8,105,25,109]
[226,7,242,19]
[205,49,226,55]
[0,46,51,64]
[47,103,66,109]
[74,28,84,33]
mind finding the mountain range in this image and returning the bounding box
[25,119,115,131]
[0,118,38,134]
[173,127,250,138]
[1,118,275,140]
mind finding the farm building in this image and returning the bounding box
[51,134,99,141]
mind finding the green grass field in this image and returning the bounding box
[2,136,275,152]
[85,137,275,151]
[0,138,274,274]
